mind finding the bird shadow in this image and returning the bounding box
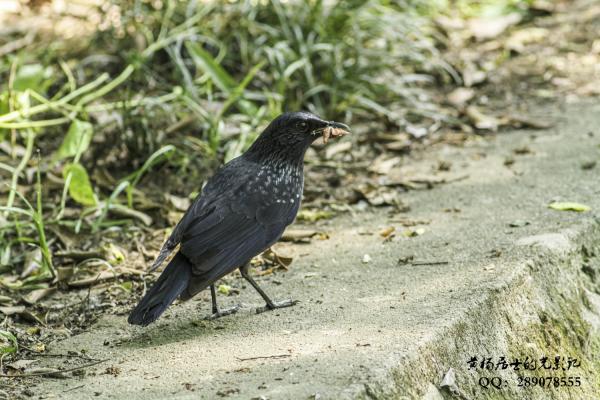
[120,309,253,349]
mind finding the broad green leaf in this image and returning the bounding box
[548,202,590,212]
[63,163,97,206]
[54,120,93,161]
[0,330,18,354]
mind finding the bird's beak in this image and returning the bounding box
[321,121,350,144]
[327,121,351,132]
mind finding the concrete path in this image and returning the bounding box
[36,101,600,399]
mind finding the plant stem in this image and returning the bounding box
[0,117,71,129]
[34,154,55,279]
[0,74,109,123]
[5,130,34,214]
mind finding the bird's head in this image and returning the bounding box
[251,111,350,150]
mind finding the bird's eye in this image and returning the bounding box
[296,121,308,131]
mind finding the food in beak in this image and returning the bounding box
[322,122,350,144]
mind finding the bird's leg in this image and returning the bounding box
[204,284,240,320]
[239,263,297,314]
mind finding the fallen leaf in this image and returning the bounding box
[281,229,318,242]
[548,202,590,212]
[462,62,487,87]
[20,248,42,279]
[384,140,411,152]
[297,210,333,222]
[402,228,425,237]
[465,106,502,131]
[406,125,428,138]
[56,267,74,282]
[447,87,475,107]
[468,13,522,41]
[6,359,38,372]
[0,305,26,315]
[22,287,56,305]
[368,155,402,175]
[354,185,408,209]
[262,245,294,268]
[508,115,552,129]
[108,203,153,226]
[505,27,549,53]
[167,194,191,211]
[379,227,395,238]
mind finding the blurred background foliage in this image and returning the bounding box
[0,0,537,294]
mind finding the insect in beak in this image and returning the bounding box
[321,121,350,144]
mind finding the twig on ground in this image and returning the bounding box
[235,354,291,362]
[411,261,449,266]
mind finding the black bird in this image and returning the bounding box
[128,112,350,326]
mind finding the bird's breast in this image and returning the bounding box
[248,164,304,204]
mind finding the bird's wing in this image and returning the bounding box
[147,195,209,271]
[178,181,300,297]
[148,158,247,271]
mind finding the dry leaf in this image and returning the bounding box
[0,305,26,315]
[6,359,39,373]
[21,248,42,279]
[384,140,411,152]
[379,227,396,238]
[465,106,502,131]
[462,63,487,87]
[447,87,475,107]
[355,185,407,208]
[506,27,549,53]
[22,287,56,305]
[167,194,191,211]
[281,229,318,242]
[368,155,402,175]
[468,13,522,41]
[508,115,552,129]
[262,244,295,269]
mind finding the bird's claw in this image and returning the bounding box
[255,299,298,314]
[205,304,240,320]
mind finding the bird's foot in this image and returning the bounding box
[205,304,240,320]
[255,299,298,314]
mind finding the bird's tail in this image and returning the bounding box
[128,252,192,326]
